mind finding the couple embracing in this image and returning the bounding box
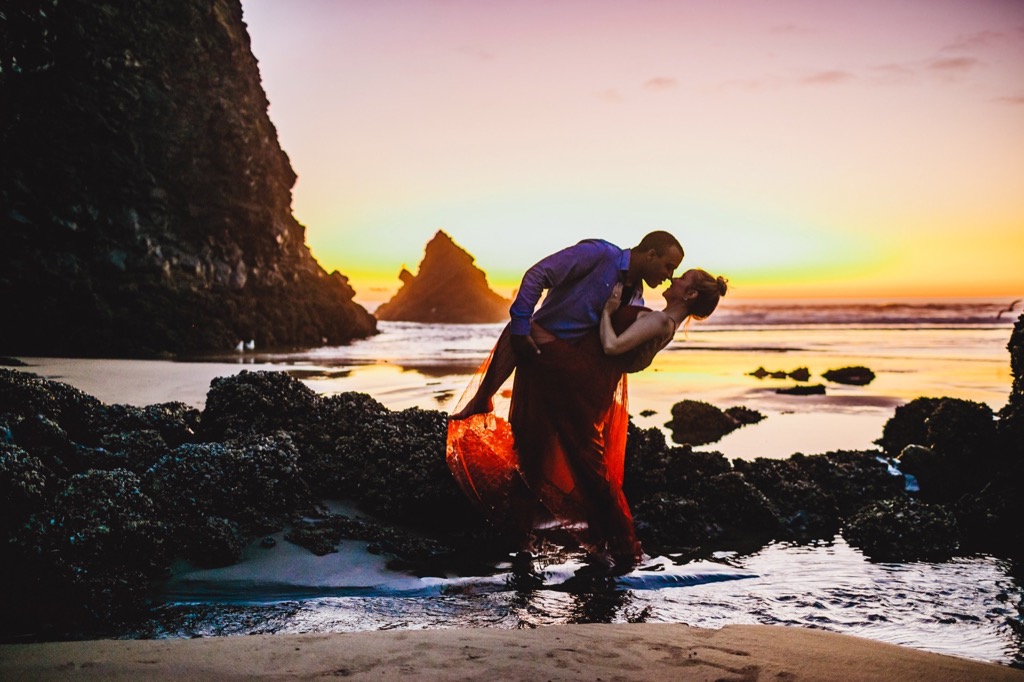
[447,231,727,574]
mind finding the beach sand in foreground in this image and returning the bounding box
[2,624,1021,681]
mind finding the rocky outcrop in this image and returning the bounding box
[663,400,764,445]
[0,1,376,357]
[776,384,826,395]
[823,366,876,385]
[867,312,1024,562]
[375,231,511,323]
[749,366,810,381]
[844,497,959,562]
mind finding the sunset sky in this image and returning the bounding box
[240,0,1024,304]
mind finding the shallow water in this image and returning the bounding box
[141,538,1023,666]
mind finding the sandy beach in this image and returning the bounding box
[2,623,1022,681]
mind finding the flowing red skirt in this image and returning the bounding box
[447,315,642,563]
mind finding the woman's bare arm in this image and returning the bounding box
[600,284,675,355]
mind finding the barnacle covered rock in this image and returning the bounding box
[889,399,998,502]
[633,494,716,553]
[19,469,172,624]
[328,407,468,529]
[0,443,52,536]
[732,457,840,539]
[724,406,765,426]
[9,413,77,474]
[93,402,200,447]
[99,430,172,474]
[178,516,247,568]
[301,391,391,492]
[843,496,959,562]
[145,432,313,534]
[200,370,321,440]
[694,471,780,537]
[954,485,1024,564]
[0,370,104,443]
[812,450,906,516]
[623,423,730,500]
[875,397,945,457]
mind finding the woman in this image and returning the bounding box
[447,269,728,572]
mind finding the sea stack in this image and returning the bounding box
[0,1,376,357]
[375,231,511,323]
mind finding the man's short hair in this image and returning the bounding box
[636,231,683,257]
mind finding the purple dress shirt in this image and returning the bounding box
[509,239,644,340]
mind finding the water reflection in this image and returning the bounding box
[140,538,1023,666]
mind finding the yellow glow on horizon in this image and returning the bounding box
[245,0,1024,305]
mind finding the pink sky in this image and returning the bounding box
[241,0,1024,303]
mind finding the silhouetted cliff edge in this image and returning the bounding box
[375,231,511,323]
[0,1,376,357]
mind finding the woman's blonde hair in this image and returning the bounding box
[685,268,728,321]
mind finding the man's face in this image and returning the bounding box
[641,246,683,288]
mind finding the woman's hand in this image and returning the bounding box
[604,283,623,316]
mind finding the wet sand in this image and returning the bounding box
[2,623,1022,681]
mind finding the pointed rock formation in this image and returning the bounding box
[375,231,511,323]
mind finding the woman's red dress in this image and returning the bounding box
[446,306,645,564]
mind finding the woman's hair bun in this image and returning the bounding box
[716,276,729,296]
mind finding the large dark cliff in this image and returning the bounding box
[0,1,376,356]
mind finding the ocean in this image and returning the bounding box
[13,297,1022,664]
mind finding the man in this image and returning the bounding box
[452,230,683,419]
